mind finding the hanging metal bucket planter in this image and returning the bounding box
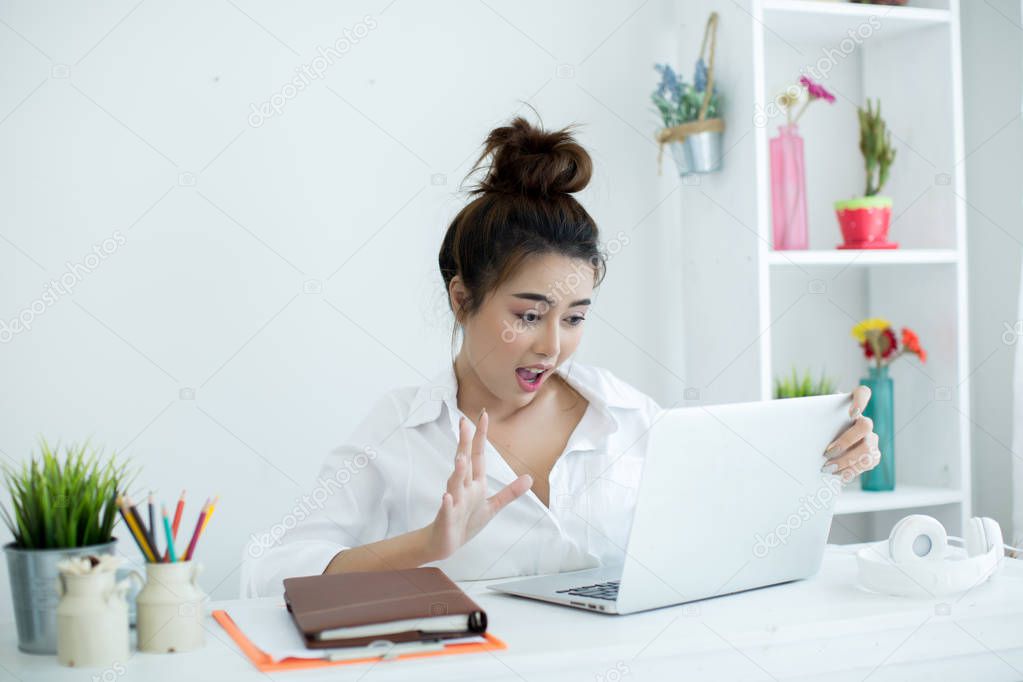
[656,12,725,177]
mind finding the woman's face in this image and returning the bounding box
[453,252,595,407]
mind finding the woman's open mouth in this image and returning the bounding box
[515,366,550,392]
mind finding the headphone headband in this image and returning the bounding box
[855,515,1004,598]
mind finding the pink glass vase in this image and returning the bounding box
[770,123,808,250]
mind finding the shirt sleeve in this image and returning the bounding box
[239,395,403,598]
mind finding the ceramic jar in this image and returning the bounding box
[136,561,206,653]
[56,566,139,667]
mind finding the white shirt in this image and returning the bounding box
[240,360,662,598]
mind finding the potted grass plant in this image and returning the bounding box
[774,366,838,399]
[835,98,898,249]
[1,439,131,654]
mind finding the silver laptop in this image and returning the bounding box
[487,393,851,615]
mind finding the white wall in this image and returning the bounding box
[0,0,687,608]
[961,0,1023,538]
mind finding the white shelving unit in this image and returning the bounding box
[835,485,963,515]
[678,0,970,543]
[766,248,960,267]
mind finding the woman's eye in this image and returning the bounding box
[516,312,586,325]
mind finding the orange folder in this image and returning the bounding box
[212,609,508,671]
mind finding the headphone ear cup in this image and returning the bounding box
[888,515,920,560]
[889,515,947,564]
[964,517,987,557]
[984,518,1006,566]
[966,517,1005,561]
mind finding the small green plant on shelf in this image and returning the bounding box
[774,367,837,399]
[0,439,133,549]
[858,98,896,197]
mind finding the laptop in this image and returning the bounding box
[487,393,852,615]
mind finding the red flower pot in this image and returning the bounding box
[834,196,898,249]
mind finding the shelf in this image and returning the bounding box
[834,485,962,515]
[767,249,959,267]
[762,0,951,44]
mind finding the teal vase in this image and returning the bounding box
[859,364,894,491]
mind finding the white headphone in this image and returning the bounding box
[856,514,1008,598]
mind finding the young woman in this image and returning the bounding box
[242,117,880,597]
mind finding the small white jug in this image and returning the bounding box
[136,560,206,653]
[56,565,140,667]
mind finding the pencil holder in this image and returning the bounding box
[136,561,206,653]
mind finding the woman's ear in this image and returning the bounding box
[448,276,469,325]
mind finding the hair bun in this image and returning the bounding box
[470,116,592,197]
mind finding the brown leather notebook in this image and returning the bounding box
[283,567,488,649]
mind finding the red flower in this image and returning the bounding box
[863,327,897,359]
[901,327,927,363]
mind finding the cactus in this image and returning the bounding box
[857,98,896,196]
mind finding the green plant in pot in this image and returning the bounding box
[774,366,837,399]
[835,98,898,250]
[652,12,725,177]
[1,439,132,654]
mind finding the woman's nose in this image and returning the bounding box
[532,319,560,358]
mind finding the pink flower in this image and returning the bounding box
[799,75,835,104]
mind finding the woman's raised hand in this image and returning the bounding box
[426,409,533,561]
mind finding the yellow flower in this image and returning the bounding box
[777,91,798,109]
[851,318,891,343]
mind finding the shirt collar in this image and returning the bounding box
[401,360,647,442]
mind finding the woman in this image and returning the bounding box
[242,117,880,597]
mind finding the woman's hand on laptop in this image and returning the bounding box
[821,386,880,482]
[426,409,534,560]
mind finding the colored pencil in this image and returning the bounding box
[171,490,186,539]
[162,505,178,562]
[200,495,218,535]
[147,492,156,547]
[163,491,186,562]
[126,495,159,561]
[117,495,155,562]
[183,499,210,561]
[115,495,149,560]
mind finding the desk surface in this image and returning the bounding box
[2,546,1023,682]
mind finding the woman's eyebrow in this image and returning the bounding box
[511,292,591,307]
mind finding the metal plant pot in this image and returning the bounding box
[667,140,692,176]
[5,540,118,654]
[685,129,724,174]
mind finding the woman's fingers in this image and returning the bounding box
[447,454,466,496]
[850,385,871,419]
[487,474,533,515]
[823,415,874,459]
[823,434,881,479]
[436,492,452,520]
[448,418,471,496]
[471,409,488,483]
[456,416,469,458]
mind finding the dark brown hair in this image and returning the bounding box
[438,116,605,323]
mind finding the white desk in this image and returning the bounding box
[2,546,1023,682]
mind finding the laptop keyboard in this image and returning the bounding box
[555,580,620,601]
